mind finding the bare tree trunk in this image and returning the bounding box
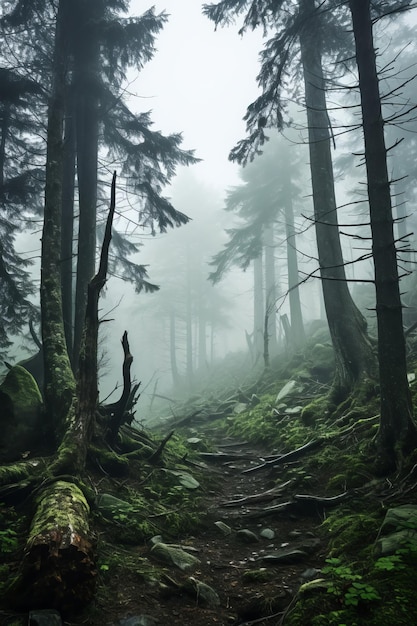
[264,224,278,356]
[299,0,376,402]
[253,253,264,360]
[349,0,417,466]
[40,0,77,443]
[72,0,101,369]
[61,87,76,356]
[185,253,194,389]
[282,168,305,349]
[170,308,181,387]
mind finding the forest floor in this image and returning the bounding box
[2,377,417,626]
[75,428,329,626]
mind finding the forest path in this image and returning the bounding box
[92,430,328,626]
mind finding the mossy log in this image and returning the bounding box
[9,480,96,614]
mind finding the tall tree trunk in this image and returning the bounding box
[72,1,101,369]
[282,168,305,349]
[14,1,97,610]
[349,0,417,466]
[0,102,9,189]
[264,224,278,357]
[299,0,376,402]
[169,308,181,387]
[198,307,207,371]
[61,87,76,356]
[253,253,264,360]
[41,0,77,440]
[185,253,193,389]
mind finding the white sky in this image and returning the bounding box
[128,0,264,191]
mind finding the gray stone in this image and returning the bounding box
[276,380,297,402]
[0,365,43,461]
[260,528,275,540]
[375,504,417,556]
[375,529,417,557]
[184,577,220,607]
[150,542,200,570]
[300,567,321,580]
[261,549,308,564]
[380,505,417,534]
[233,402,248,414]
[214,521,232,536]
[236,529,259,543]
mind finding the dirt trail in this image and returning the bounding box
[92,434,327,626]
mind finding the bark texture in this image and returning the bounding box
[40,0,78,444]
[10,481,96,613]
[73,0,101,369]
[349,0,417,464]
[299,0,376,401]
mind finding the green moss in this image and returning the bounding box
[242,568,274,583]
[322,510,381,558]
[29,480,90,540]
[88,444,130,476]
[0,365,42,410]
[301,395,335,426]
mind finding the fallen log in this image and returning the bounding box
[9,480,96,614]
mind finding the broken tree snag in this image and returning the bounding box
[107,331,137,443]
[77,171,117,450]
[148,430,175,465]
[10,481,96,614]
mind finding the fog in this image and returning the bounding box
[4,2,417,422]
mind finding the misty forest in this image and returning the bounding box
[2,0,417,625]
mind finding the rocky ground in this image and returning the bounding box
[80,434,328,626]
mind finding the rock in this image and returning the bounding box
[214,521,232,536]
[186,437,203,448]
[150,542,200,570]
[309,343,335,379]
[260,528,275,540]
[242,568,273,583]
[236,529,259,544]
[0,364,43,461]
[300,567,321,580]
[28,610,63,625]
[276,380,297,402]
[162,469,200,489]
[380,505,417,534]
[260,549,308,564]
[184,577,220,607]
[297,537,321,553]
[233,402,248,414]
[375,529,417,557]
[96,493,133,518]
[149,535,164,545]
[375,505,417,556]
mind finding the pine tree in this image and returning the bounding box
[0,67,43,351]
[203,0,376,401]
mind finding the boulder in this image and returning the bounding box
[0,365,43,461]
